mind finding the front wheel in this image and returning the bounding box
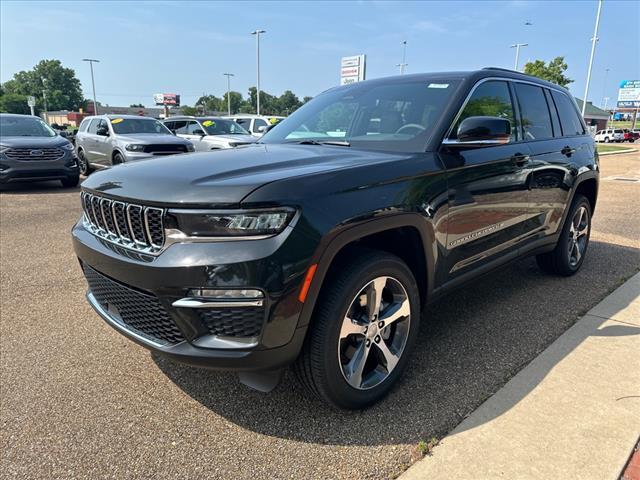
[536,194,591,276]
[112,152,124,165]
[294,250,420,409]
[604,137,610,143]
[77,149,92,176]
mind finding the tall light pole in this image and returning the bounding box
[602,97,609,110]
[223,73,234,115]
[397,40,408,75]
[600,67,610,108]
[581,0,603,117]
[251,29,266,115]
[510,43,528,71]
[82,58,100,115]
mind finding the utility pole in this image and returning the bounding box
[602,96,609,110]
[397,40,408,74]
[510,43,528,71]
[251,29,266,115]
[223,73,235,115]
[82,58,100,115]
[581,0,603,118]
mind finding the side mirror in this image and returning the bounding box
[96,127,109,136]
[257,125,268,133]
[193,129,205,136]
[444,116,511,147]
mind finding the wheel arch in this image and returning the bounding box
[297,214,435,328]
[112,148,125,164]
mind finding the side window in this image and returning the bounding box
[544,89,562,138]
[235,118,250,128]
[87,119,99,134]
[254,118,268,131]
[452,80,517,142]
[514,83,553,141]
[551,91,586,136]
[172,120,188,134]
[186,121,203,134]
[97,119,108,132]
[164,121,174,131]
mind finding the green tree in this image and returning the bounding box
[523,57,573,87]
[2,59,84,111]
[220,91,244,114]
[181,105,198,116]
[0,92,30,114]
[277,90,302,115]
[129,103,144,108]
[196,94,223,114]
[303,96,313,104]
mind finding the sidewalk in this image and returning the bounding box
[402,272,640,480]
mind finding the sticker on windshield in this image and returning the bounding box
[428,83,449,89]
[111,118,124,124]
[202,120,214,127]
[268,117,279,125]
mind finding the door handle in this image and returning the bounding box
[510,153,530,166]
[561,146,575,157]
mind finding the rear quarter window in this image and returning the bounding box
[550,91,586,136]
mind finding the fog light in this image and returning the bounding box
[188,288,264,299]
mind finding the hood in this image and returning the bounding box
[0,135,70,148]
[209,134,257,144]
[115,133,191,145]
[82,143,404,207]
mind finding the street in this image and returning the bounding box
[1,146,639,480]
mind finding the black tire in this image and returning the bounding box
[536,194,592,276]
[293,249,421,409]
[112,152,124,165]
[77,149,92,176]
[60,175,79,188]
[604,137,610,143]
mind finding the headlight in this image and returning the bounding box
[125,144,145,152]
[186,143,195,152]
[61,143,75,151]
[167,208,295,237]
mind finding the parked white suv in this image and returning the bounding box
[163,116,256,151]
[594,129,624,143]
[223,114,285,137]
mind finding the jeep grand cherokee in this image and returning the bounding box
[72,68,598,409]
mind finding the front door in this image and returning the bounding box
[440,80,532,279]
[183,120,208,151]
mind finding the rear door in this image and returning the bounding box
[440,79,533,279]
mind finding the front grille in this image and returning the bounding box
[198,307,265,338]
[4,147,64,161]
[83,264,185,345]
[143,144,188,154]
[80,192,165,254]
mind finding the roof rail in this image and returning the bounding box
[482,67,524,74]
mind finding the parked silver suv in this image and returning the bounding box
[75,115,194,175]
[163,116,256,151]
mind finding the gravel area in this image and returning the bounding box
[1,146,639,479]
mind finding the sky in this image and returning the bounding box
[1,0,638,109]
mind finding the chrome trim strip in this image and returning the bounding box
[144,207,165,249]
[172,298,264,308]
[112,201,131,240]
[86,291,167,348]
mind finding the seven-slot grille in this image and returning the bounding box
[81,191,165,253]
[4,147,64,161]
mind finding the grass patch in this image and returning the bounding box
[415,437,439,458]
[597,143,633,153]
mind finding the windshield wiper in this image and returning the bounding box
[294,139,351,147]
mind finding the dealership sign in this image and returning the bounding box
[617,80,640,108]
[153,93,181,106]
[340,55,366,86]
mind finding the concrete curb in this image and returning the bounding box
[400,272,640,480]
[598,148,636,156]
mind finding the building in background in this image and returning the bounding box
[574,98,609,131]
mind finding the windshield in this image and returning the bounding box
[201,118,250,135]
[0,116,56,137]
[110,118,172,135]
[260,78,461,152]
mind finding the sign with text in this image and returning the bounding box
[340,55,366,86]
[617,80,640,108]
[153,93,181,106]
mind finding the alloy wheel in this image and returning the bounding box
[338,276,411,390]
[568,205,589,267]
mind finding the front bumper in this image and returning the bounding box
[0,151,79,183]
[72,219,312,371]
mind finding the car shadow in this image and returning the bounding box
[152,240,640,447]
[0,179,81,195]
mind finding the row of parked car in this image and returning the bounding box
[0,113,284,187]
[594,128,639,143]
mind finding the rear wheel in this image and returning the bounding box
[77,149,92,176]
[294,250,420,409]
[536,194,591,276]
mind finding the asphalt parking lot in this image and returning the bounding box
[1,146,639,480]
